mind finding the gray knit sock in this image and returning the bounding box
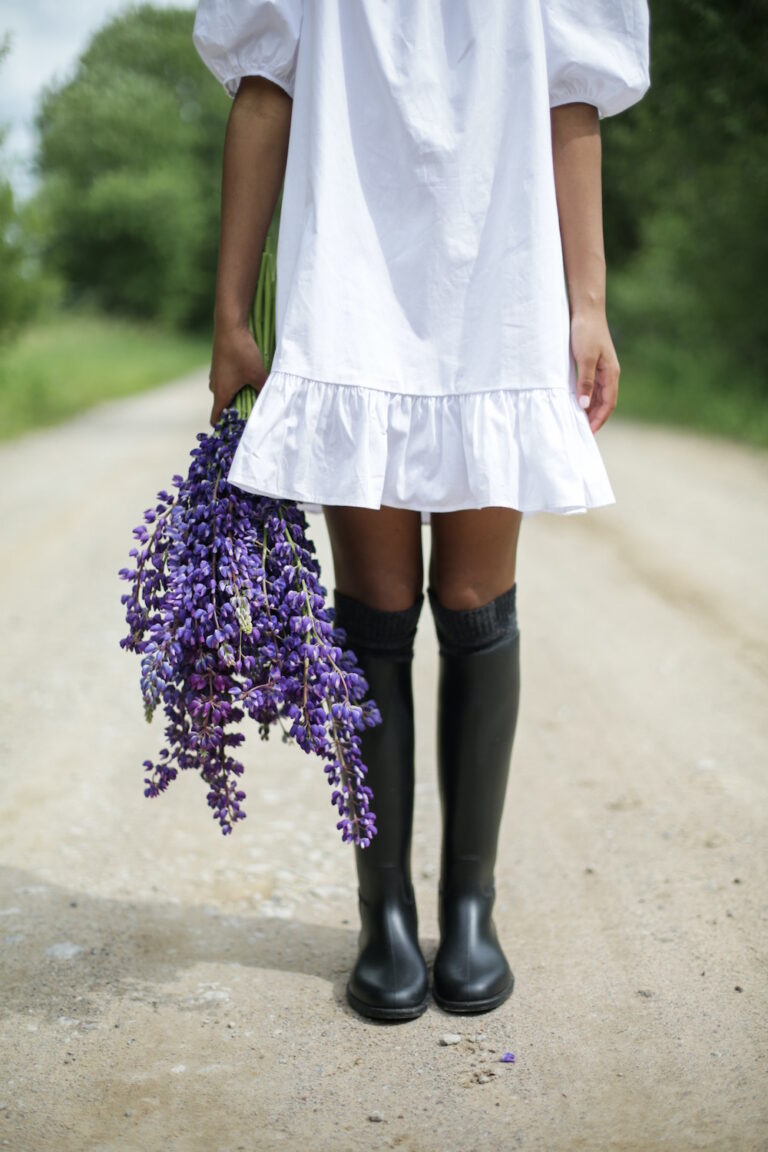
[332,588,425,659]
[427,582,519,655]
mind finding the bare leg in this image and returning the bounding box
[322,504,424,608]
[428,507,523,608]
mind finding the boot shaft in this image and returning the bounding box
[428,584,521,895]
[332,589,424,905]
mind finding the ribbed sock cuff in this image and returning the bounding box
[427,582,519,655]
[332,589,425,658]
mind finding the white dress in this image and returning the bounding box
[193,0,651,524]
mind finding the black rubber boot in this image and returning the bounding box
[427,582,521,1014]
[332,588,429,1022]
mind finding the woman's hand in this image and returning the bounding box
[570,305,620,434]
[208,323,269,426]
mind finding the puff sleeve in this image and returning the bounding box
[192,0,303,100]
[540,0,651,120]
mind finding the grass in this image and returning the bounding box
[0,307,211,442]
[609,264,768,451]
[613,342,768,451]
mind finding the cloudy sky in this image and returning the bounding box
[1,0,194,200]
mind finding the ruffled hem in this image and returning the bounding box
[226,370,616,524]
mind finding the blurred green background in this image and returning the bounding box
[0,2,766,444]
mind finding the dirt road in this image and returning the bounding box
[1,370,766,1151]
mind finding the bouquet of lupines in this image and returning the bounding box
[118,193,381,845]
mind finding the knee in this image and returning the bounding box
[427,580,519,654]
[428,578,508,612]
[336,572,423,613]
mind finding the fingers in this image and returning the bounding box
[571,312,620,431]
[584,354,620,433]
[210,384,249,430]
[576,353,597,412]
[208,375,223,428]
[210,392,233,428]
[208,380,229,427]
[208,373,239,428]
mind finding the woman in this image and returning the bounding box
[193,0,651,1022]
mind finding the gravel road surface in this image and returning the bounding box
[1,370,766,1151]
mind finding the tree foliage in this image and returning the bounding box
[602,0,768,387]
[0,36,39,339]
[33,4,229,330]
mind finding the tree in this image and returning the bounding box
[0,36,38,339]
[32,4,231,330]
[602,0,768,387]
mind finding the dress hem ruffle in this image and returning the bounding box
[226,370,617,524]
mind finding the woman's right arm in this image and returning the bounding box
[208,75,292,426]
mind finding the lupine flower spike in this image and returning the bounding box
[118,191,381,844]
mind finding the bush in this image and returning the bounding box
[31,5,229,331]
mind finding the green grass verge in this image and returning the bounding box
[609,262,768,451]
[0,308,211,442]
[613,342,768,451]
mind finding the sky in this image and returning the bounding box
[0,0,194,201]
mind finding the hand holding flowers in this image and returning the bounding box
[119,187,383,847]
[118,401,382,845]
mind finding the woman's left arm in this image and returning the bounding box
[550,101,620,433]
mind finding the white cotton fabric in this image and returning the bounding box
[192,0,651,522]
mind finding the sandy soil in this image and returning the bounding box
[0,369,766,1152]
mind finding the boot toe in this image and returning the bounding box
[432,945,514,1012]
[346,898,429,1021]
[347,944,429,1020]
[432,894,515,1013]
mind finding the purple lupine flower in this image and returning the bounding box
[118,402,381,844]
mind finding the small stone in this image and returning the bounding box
[440,1033,462,1046]
[45,942,83,961]
[636,989,653,998]
[734,986,743,993]
[124,1109,133,1118]
[476,1073,493,1084]
[368,1111,384,1123]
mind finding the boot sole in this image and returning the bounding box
[346,981,430,1022]
[431,974,514,1015]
